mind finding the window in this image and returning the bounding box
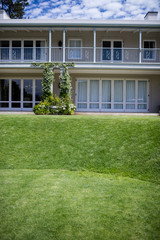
[24,41,33,60]
[0,41,9,60]
[36,41,45,61]
[0,79,9,108]
[143,41,156,60]
[102,40,122,61]
[68,40,82,59]
[77,79,148,111]
[12,41,21,60]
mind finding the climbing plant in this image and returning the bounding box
[33,62,74,100]
[59,63,74,99]
[32,62,76,115]
[33,63,55,100]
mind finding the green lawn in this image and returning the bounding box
[0,115,160,239]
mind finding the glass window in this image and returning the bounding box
[77,80,87,109]
[0,79,9,101]
[90,80,99,109]
[12,41,21,60]
[114,80,123,102]
[36,41,45,61]
[0,41,9,60]
[69,40,82,59]
[12,79,21,101]
[102,80,111,102]
[113,41,122,61]
[35,80,42,101]
[102,41,111,61]
[126,80,135,102]
[24,41,33,60]
[138,81,147,103]
[23,79,33,101]
[144,41,155,60]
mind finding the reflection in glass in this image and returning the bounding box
[35,80,42,101]
[23,79,32,101]
[12,103,21,108]
[12,79,21,101]
[24,41,33,60]
[0,41,9,60]
[23,103,32,108]
[0,103,9,107]
[12,41,21,60]
[0,79,9,101]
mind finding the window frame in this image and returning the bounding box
[68,39,82,60]
[76,78,149,112]
[143,40,156,61]
[101,40,123,62]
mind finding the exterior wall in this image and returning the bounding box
[0,30,49,40]
[0,70,159,112]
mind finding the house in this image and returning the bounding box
[0,9,160,112]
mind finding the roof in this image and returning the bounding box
[0,18,160,28]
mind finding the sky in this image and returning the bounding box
[24,0,160,20]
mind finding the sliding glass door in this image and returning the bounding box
[0,79,9,108]
[0,79,42,110]
[11,79,21,108]
[77,79,148,112]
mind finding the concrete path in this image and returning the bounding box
[0,111,159,116]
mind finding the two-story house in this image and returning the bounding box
[0,10,160,112]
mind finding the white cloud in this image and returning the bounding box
[24,0,160,20]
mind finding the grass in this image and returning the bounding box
[0,115,160,239]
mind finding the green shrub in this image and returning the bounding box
[58,97,76,115]
[33,100,50,115]
[50,96,76,115]
[33,96,76,115]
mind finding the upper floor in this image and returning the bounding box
[0,11,160,67]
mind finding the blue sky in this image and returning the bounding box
[24,0,160,20]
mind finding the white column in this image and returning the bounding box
[139,28,142,63]
[49,28,52,62]
[93,28,96,63]
[63,28,66,62]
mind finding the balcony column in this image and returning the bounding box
[63,28,66,62]
[139,28,142,63]
[94,28,96,63]
[49,28,52,62]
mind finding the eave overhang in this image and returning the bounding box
[0,19,160,29]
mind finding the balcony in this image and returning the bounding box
[0,47,160,64]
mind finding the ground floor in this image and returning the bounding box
[0,70,160,113]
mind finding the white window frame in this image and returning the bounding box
[76,78,149,112]
[143,40,156,61]
[101,40,123,62]
[0,78,43,111]
[68,39,82,60]
[0,39,47,62]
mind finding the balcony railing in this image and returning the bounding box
[0,47,160,64]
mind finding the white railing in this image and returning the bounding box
[96,48,139,63]
[141,48,160,63]
[65,47,94,62]
[0,47,160,64]
[0,47,48,62]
